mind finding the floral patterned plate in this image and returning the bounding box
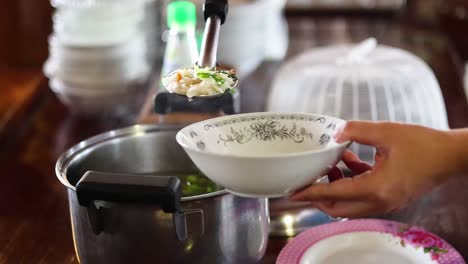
[277,219,465,264]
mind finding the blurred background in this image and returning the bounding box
[1,1,468,263]
[1,0,468,162]
[2,0,468,68]
[1,0,468,117]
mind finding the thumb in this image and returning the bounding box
[334,121,390,147]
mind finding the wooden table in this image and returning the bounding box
[1,8,468,264]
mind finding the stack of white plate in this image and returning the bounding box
[44,0,156,115]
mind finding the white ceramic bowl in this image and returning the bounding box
[48,34,146,61]
[49,78,143,115]
[177,112,350,197]
[51,0,147,46]
[43,54,149,86]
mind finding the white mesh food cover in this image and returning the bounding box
[267,38,449,164]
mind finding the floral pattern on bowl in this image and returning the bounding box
[202,113,329,130]
[218,120,317,145]
[187,113,340,152]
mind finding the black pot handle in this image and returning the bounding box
[76,171,182,213]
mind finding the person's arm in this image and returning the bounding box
[447,128,468,175]
[289,121,468,218]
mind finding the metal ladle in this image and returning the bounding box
[197,0,232,70]
[166,0,238,100]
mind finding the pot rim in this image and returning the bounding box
[55,124,228,202]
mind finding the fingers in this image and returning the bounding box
[334,121,390,147]
[342,150,373,174]
[327,166,344,182]
[311,200,380,218]
[290,171,372,201]
[342,150,361,163]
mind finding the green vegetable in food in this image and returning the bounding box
[193,64,232,87]
[179,172,222,197]
[196,72,226,86]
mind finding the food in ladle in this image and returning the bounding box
[162,66,237,98]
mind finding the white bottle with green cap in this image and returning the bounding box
[161,1,199,77]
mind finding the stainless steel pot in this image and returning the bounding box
[56,125,269,264]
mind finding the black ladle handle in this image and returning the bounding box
[203,0,228,24]
[76,171,182,213]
